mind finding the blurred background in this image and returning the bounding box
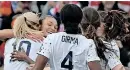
[0,1,129,31]
[0,1,130,69]
[0,1,130,30]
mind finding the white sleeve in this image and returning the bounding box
[104,49,122,69]
[37,35,53,59]
[86,39,100,62]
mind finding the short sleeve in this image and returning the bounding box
[37,35,53,58]
[103,40,122,69]
[104,49,122,69]
[86,39,100,62]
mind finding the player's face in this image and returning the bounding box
[96,22,105,37]
[42,17,58,37]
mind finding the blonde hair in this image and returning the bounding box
[13,14,41,39]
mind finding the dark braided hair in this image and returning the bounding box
[81,7,125,66]
[60,4,83,34]
[104,11,125,40]
[118,12,130,41]
[98,11,108,22]
[99,11,126,40]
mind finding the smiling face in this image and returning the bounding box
[41,16,58,37]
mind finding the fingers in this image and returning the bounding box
[30,64,35,66]
[10,50,18,61]
[26,33,43,42]
[11,51,26,61]
[10,57,17,61]
[32,32,44,42]
[10,52,18,61]
[26,34,37,42]
[31,34,43,42]
[26,67,33,70]
[26,64,35,70]
[11,51,18,55]
[26,67,31,70]
[11,53,19,58]
[10,54,24,61]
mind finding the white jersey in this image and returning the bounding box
[100,40,121,70]
[38,32,100,70]
[4,38,42,70]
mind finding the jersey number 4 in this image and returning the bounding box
[61,51,73,70]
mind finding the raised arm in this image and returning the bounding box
[0,29,44,42]
[87,39,102,70]
[0,29,14,40]
[32,35,52,70]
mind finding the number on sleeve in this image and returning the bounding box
[61,51,73,70]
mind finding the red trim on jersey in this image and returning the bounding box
[71,1,78,4]
[90,1,100,6]
[0,42,5,57]
[119,1,130,5]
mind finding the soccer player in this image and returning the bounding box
[80,7,125,70]
[0,15,58,41]
[4,12,43,70]
[32,4,101,70]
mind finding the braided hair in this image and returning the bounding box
[104,11,125,40]
[81,7,125,66]
[81,7,108,62]
[60,4,83,34]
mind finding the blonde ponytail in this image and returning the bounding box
[13,14,42,39]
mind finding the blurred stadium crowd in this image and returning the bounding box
[0,1,130,69]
